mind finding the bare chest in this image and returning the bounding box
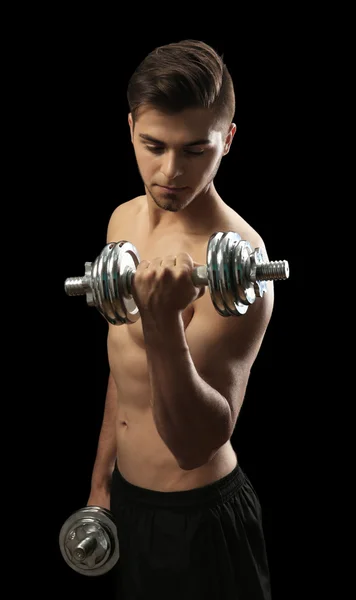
[106,200,253,389]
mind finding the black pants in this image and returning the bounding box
[110,460,272,599]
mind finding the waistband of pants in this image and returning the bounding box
[111,457,246,509]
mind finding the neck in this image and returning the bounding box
[144,182,225,234]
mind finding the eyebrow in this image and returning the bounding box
[138,133,211,147]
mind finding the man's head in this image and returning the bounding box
[127,40,236,213]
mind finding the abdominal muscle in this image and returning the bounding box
[108,327,238,493]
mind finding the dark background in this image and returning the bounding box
[22,22,312,599]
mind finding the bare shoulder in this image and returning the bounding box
[220,204,275,313]
[219,205,266,253]
[106,196,145,243]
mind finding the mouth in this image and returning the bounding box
[158,185,188,192]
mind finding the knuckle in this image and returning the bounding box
[145,269,157,280]
[136,260,149,271]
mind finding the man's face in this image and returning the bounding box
[128,106,236,212]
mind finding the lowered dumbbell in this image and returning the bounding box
[59,506,120,576]
[64,230,289,325]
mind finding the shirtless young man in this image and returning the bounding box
[87,40,273,599]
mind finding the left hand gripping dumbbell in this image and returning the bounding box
[59,506,120,576]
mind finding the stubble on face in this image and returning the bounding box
[146,186,189,212]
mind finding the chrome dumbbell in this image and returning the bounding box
[59,506,120,576]
[64,230,290,325]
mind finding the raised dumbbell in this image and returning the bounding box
[64,230,289,325]
[59,506,120,576]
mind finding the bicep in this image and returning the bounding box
[185,286,274,423]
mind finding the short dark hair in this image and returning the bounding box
[127,39,235,132]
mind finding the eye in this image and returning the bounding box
[186,149,205,155]
[145,145,204,156]
[145,145,164,154]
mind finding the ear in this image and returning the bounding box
[223,122,237,156]
[128,113,134,143]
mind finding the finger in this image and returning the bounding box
[135,259,151,273]
[146,257,164,271]
[175,252,194,270]
[160,255,177,268]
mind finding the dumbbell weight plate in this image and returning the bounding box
[219,232,250,316]
[207,232,250,317]
[92,243,116,324]
[91,241,141,325]
[232,240,256,310]
[206,232,234,317]
[250,247,268,298]
[59,506,120,576]
[107,240,141,325]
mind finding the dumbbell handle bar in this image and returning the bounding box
[65,260,289,299]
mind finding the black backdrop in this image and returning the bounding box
[29,27,308,599]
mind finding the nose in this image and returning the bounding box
[160,151,184,181]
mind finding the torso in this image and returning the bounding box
[107,195,257,491]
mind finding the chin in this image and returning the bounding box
[158,199,182,212]
[149,186,189,210]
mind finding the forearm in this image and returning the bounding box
[142,313,231,470]
[90,371,118,492]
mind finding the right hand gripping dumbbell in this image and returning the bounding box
[59,506,120,576]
